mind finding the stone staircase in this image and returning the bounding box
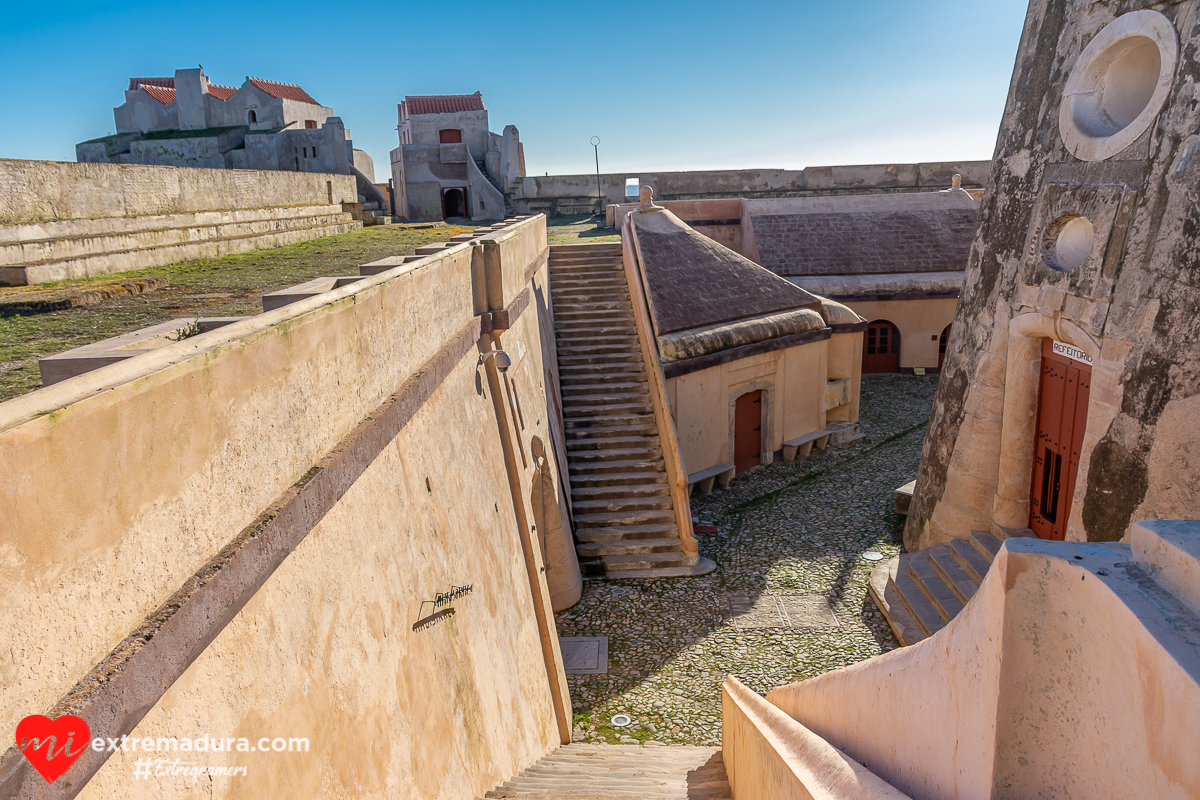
[868,530,1006,646]
[549,243,714,580]
[484,745,731,799]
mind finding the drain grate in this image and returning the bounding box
[723,593,839,630]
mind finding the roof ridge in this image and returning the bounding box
[247,76,304,88]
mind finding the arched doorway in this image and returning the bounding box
[938,323,952,371]
[442,188,466,218]
[863,320,901,373]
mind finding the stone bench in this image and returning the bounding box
[262,276,366,311]
[895,480,916,515]
[688,463,735,495]
[782,429,831,463]
[39,317,246,386]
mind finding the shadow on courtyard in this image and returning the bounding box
[555,375,938,741]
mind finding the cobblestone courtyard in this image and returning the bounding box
[555,374,939,745]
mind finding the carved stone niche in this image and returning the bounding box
[1020,182,1138,302]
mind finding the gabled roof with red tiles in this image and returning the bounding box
[403,92,485,116]
[207,84,239,101]
[129,77,175,91]
[140,84,177,105]
[246,77,322,106]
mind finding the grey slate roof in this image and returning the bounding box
[751,209,978,277]
[634,209,823,335]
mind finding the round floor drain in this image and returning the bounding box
[611,714,631,727]
[610,587,627,596]
[862,551,884,562]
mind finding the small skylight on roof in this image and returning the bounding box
[625,178,640,198]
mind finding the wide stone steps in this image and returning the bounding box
[868,529,1007,646]
[562,403,652,419]
[564,414,658,429]
[549,244,712,579]
[570,482,669,498]
[574,523,680,542]
[560,375,648,389]
[549,265,625,275]
[576,537,684,557]
[569,471,668,488]
[558,353,645,366]
[566,435,660,450]
[572,495,673,513]
[565,421,656,436]
[573,509,676,527]
[568,450,664,466]
[559,362,644,374]
[562,395,652,409]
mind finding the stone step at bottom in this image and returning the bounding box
[603,557,719,580]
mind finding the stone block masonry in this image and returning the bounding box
[0,159,361,284]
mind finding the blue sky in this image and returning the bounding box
[0,1,1029,178]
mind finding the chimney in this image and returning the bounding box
[174,67,210,130]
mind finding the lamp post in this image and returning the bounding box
[590,136,602,217]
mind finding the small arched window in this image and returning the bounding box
[247,110,257,124]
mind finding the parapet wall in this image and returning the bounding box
[0,216,569,799]
[0,159,363,285]
[512,161,990,215]
[0,158,358,225]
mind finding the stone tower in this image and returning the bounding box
[907,3,1200,550]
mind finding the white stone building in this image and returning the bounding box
[77,68,379,197]
[389,92,525,220]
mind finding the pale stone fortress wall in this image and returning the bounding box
[512,160,991,216]
[0,217,573,798]
[0,159,361,285]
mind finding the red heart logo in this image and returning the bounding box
[15,715,90,784]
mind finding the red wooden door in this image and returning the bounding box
[863,320,901,373]
[439,128,463,143]
[1029,339,1092,540]
[734,391,763,472]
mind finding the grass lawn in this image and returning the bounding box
[546,214,621,244]
[0,222,475,403]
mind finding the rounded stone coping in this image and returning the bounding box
[1059,9,1178,162]
[658,307,826,362]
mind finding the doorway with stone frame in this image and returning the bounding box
[1029,338,1092,540]
[728,381,774,474]
[990,313,1101,540]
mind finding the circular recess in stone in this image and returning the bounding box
[611,714,631,727]
[861,551,884,562]
[610,587,628,596]
[1059,10,1178,162]
[1042,215,1095,272]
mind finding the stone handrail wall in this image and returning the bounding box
[761,531,1200,800]
[0,216,569,798]
[0,158,358,225]
[722,676,911,800]
[622,212,698,561]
